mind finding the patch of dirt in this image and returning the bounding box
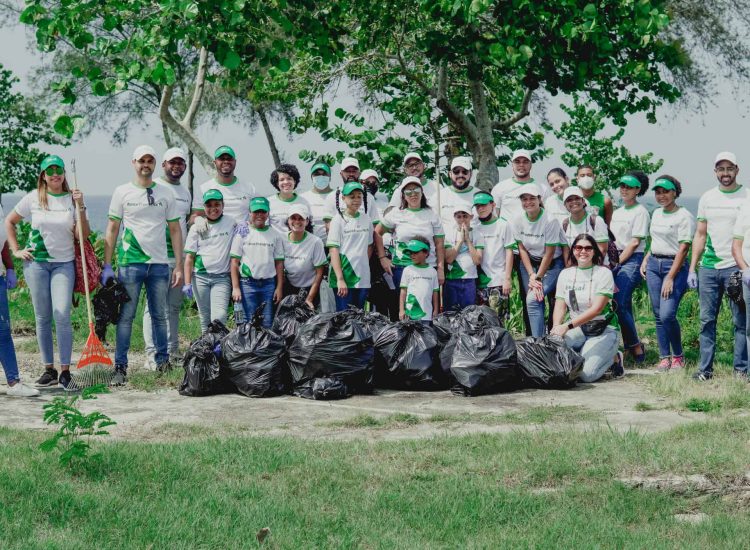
[619,472,750,507]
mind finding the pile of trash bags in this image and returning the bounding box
[179,301,588,400]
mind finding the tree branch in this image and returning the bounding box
[434,62,480,150]
[159,85,213,171]
[182,47,207,128]
[493,87,533,130]
[257,106,282,167]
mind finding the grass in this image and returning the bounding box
[2,418,750,548]
[635,401,658,412]
[642,368,750,414]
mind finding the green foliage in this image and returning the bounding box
[0,63,67,194]
[39,384,117,468]
[549,97,664,189]
[684,397,720,413]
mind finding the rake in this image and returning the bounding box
[68,159,115,390]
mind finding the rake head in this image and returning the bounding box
[70,324,115,390]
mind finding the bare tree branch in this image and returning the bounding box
[159,85,213,171]
[182,47,207,127]
[434,62,480,150]
[493,87,533,130]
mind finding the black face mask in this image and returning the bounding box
[479,213,493,222]
[365,183,378,195]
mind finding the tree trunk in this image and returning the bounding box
[188,150,194,198]
[258,107,281,167]
[468,70,499,191]
[160,86,214,172]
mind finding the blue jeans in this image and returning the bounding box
[392,266,405,288]
[334,288,369,311]
[645,256,688,358]
[23,260,75,366]
[193,272,232,332]
[699,266,747,374]
[443,278,476,311]
[240,277,276,328]
[564,326,620,383]
[614,252,644,350]
[143,280,182,357]
[116,263,171,368]
[520,256,564,337]
[0,275,19,384]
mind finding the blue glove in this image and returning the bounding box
[5,269,16,290]
[234,223,250,237]
[687,271,698,289]
[182,283,193,299]
[101,263,115,285]
[742,269,750,288]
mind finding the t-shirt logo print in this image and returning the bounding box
[119,227,152,264]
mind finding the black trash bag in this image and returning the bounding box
[433,309,463,350]
[91,278,131,342]
[294,377,351,400]
[373,320,446,390]
[288,310,375,394]
[454,305,502,330]
[272,290,316,345]
[448,324,519,396]
[516,335,585,389]
[346,307,390,339]
[179,322,233,397]
[436,305,503,373]
[220,305,288,397]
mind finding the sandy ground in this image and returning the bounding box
[0,346,703,442]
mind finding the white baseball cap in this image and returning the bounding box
[511,149,532,162]
[452,204,472,216]
[400,176,422,187]
[287,203,310,219]
[360,169,379,181]
[563,186,585,202]
[341,157,360,170]
[132,145,157,161]
[162,147,187,162]
[450,156,472,171]
[715,151,737,166]
[403,152,422,165]
[518,183,542,197]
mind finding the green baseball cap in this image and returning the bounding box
[653,178,676,192]
[342,182,364,196]
[250,196,270,212]
[405,239,430,253]
[619,175,642,188]
[202,189,224,203]
[40,155,65,171]
[214,145,236,159]
[473,192,494,206]
[311,162,331,175]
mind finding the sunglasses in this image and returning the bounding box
[44,166,64,176]
[403,188,422,196]
[573,245,594,252]
[452,168,470,175]
[146,186,155,206]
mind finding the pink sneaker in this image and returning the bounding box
[670,356,685,370]
[655,357,671,373]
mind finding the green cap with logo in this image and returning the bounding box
[342,182,364,196]
[40,155,65,171]
[405,239,430,253]
[653,178,676,192]
[202,189,224,203]
[311,162,331,175]
[619,175,641,188]
[250,196,270,212]
[214,145,236,159]
[473,191,494,206]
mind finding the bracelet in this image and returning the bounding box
[567,322,575,330]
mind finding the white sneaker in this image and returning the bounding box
[7,382,41,397]
[142,355,158,371]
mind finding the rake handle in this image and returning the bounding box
[71,159,95,327]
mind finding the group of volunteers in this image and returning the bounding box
[2,142,749,397]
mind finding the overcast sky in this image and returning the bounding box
[3,20,748,200]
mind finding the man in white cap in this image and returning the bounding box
[491,149,550,222]
[438,156,477,230]
[101,145,183,384]
[387,152,439,210]
[324,156,381,227]
[142,147,191,369]
[690,151,748,381]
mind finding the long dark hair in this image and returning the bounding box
[399,185,428,210]
[568,233,604,266]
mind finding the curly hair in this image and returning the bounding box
[653,174,683,197]
[626,170,650,197]
[270,163,301,190]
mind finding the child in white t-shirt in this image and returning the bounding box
[399,237,439,323]
[444,206,484,311]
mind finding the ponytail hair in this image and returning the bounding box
[335,189,344,219]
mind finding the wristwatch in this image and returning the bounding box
[567,322,575,330]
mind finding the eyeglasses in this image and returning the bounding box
[573,245,594,252]
[403,188,422,196]
[146,186,155,206]
[452,168,470,175]
[405,161,422,169]
[44,166,64,176]
[716,166,737,173]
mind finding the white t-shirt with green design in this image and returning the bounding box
[184,215,235,274]
[699,185,747,269]
[491,178,552,224]
[192,177,256,224]
[266,193,312,234]
[510,209,565,259]
[445,225,485,280]
[283,231,327,288]
[438,185,477,229]
[555,265,619,329]
[475,216,516,289]
[400,264,439,321]
[230,225,284,279]
[108,182,180,266]
[14,191,78,262]
[155,178,191,266]
[610,203,650,254]
[380,207,444,267]
[326,211,373,289]
[300,189,333,241]
[562,213,609,247]
[650,207,695,256]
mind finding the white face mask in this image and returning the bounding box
[312,175,331,190]
[577,176,594,190]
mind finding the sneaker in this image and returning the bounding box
[632,343,647,364]
[733,370,749,381]
[112,367,127,386]
[612,351,625,379]
[655,357,671,373]
[670,356,685,371]
[156,361,173,373]
[142,355,158,371]
[35,367,58,387]
[692,371,713,381]
[7,382,40,397]
[58,370,75,391]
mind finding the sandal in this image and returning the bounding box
[632,342,646,364]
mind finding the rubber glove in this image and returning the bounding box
[687,271,698,289]
[192,216,209,233]
[182,283,193,299]
[742,268,750,288]
[101,263,115,285]
[5,269,16,289]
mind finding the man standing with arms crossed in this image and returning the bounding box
[690,151,747,381]
[101,146,183,384]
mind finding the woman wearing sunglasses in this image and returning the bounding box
[551,233,623,382]
[5,155,89,390]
